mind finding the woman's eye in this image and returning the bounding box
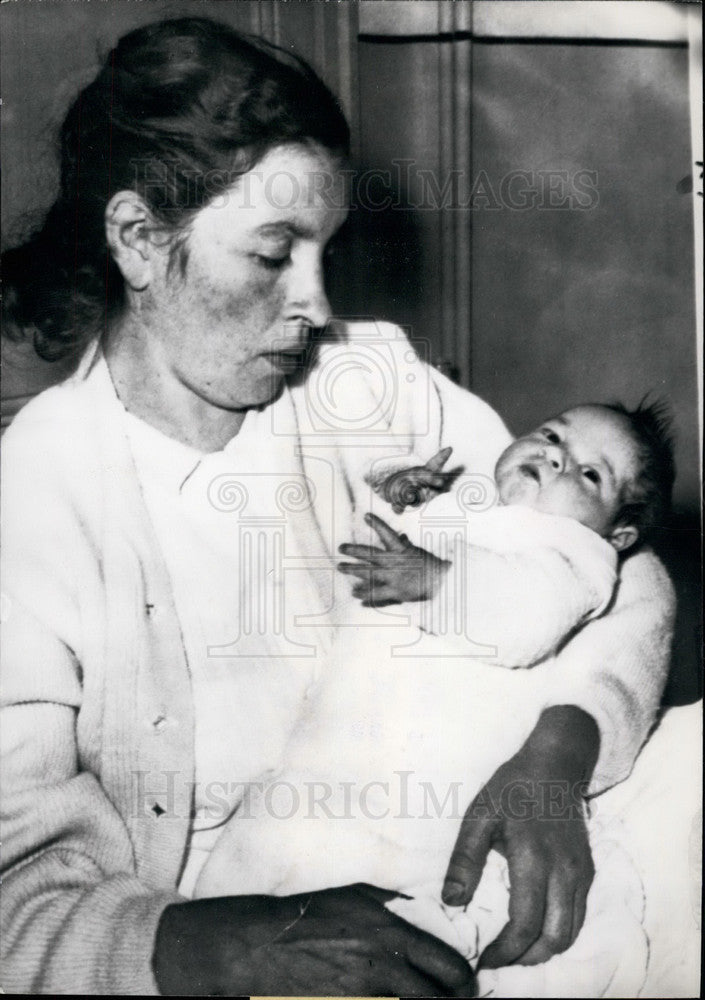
[256,253,291,271]
[582,467,601,485]
[542,429,560,444]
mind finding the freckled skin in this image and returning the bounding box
[106,144,348,449]
[494,405,641,536]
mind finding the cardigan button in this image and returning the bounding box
[151,713,170,733]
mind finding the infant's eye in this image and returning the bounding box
[542,428,560,444]
[582,467,601,485]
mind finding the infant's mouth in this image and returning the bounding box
[518,462,541,483]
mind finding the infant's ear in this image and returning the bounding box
[609,524,639,553]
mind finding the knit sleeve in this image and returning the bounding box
[0,605,183,994]
[540,547,676,794]
[0,400,182,995]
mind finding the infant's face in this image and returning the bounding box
[494,405,640,535]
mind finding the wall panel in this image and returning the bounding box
[469,40,697,512]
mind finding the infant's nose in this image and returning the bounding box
[544,444,564,472]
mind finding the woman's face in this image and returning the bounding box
[139,143,348,413]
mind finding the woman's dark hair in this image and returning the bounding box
[2,17,350,361]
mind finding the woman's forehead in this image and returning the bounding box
[192,143,349,238]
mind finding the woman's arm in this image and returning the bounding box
[0,548,189,993]
[441,550,675,967]
[2,686,475,997]
[413,339,676,963]
[1,410,182,993]
[443,704,600,968]
[1,652,182,993]
[542,546,676,792]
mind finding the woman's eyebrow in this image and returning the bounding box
[255,221,316,240]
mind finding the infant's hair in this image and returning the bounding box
[604,397,676,539]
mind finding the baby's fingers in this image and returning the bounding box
[425,446,453,473]
[338,543,386,561]
[338,562,376,578]
[365,512,409,551]
[413,472,450,490]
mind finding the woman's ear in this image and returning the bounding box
[105,191,156,291]
[609,524,639,553]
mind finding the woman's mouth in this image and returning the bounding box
[265,349,308,374]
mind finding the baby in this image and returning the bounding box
[335,400,674,666]
[194,399,674,989]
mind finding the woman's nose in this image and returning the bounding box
[288,259,331,329]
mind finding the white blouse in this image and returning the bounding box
[122,394,330,896]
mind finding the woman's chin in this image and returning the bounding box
[216,374,286,411]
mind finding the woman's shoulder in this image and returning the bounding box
[3,379,88,449]
[1,357,104,477]
[325,318,510,416]
[319,317,513,471]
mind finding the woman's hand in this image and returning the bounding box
[442,705,600,969]
[153,883,476,997]
[338,513,450,606]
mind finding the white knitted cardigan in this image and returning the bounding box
[0,323,675,994]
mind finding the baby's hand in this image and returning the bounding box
[378,447,455,514]
[338,513,450,606]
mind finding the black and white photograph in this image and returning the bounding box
[1,0,702,996]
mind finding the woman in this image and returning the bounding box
[1,17,674,995]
